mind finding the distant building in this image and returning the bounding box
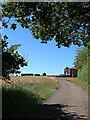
[64,67,78,77]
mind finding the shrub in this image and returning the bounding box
[78,62,88,83]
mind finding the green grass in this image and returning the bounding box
[2,79,59,119]
[3,87,40,119]
[65,77,88,94]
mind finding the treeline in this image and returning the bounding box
[74,46,89,84]
[21,73,46,76]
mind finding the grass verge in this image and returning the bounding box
[65,77,88,94]
[2,76,59,119]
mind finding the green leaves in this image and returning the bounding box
[2,36,28,79]
[74,47,88,70]
[2,20,8,28]
[4,35,8,40]
[2,2,90,47]
[7,44,21,54]
[73,46,89,83]
[10,23,17,30]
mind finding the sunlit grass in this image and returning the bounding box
[2,76,59,119]
[65,77,88,94]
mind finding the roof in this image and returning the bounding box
[68,67,76,69]
[65,67,76,69]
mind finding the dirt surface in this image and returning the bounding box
[29,78,88,120]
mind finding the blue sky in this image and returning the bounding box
[3,22,79,75]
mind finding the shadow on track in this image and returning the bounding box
[29,104,88,120]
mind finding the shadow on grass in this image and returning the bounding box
[2,87,41,120]
[2,87,88,120]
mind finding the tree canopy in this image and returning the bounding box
[1,2,90,79]
[2,2,90,48]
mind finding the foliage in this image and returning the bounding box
[74,46,89,84]
[2,35,28,79]
[2,2,90,48]
[74,47,88,70]
[42,73,46,76]
[78,62,88,83]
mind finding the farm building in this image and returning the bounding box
[64,67,78,77]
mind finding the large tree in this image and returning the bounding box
[2,35,28,79]
[1,3,29,79]
[2,2,90,48]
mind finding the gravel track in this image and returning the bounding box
[29,78,88,120]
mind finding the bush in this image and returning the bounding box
[78,62,88,83]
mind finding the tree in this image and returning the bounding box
[74,47,88,70]
[42,73,46,76]
[74,47,88,83]
[2,35,28,79]
[2,2,90,48]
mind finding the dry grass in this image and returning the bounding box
[2,76,59,102]
[65,77,88,94]
[2,76,58,87]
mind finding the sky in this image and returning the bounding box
[3,22,79,75]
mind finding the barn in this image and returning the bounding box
[64,67,78,77]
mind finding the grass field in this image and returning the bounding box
[65,77,88,94]
[2,76,59,119]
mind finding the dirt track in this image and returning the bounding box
[29,78,88,120]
